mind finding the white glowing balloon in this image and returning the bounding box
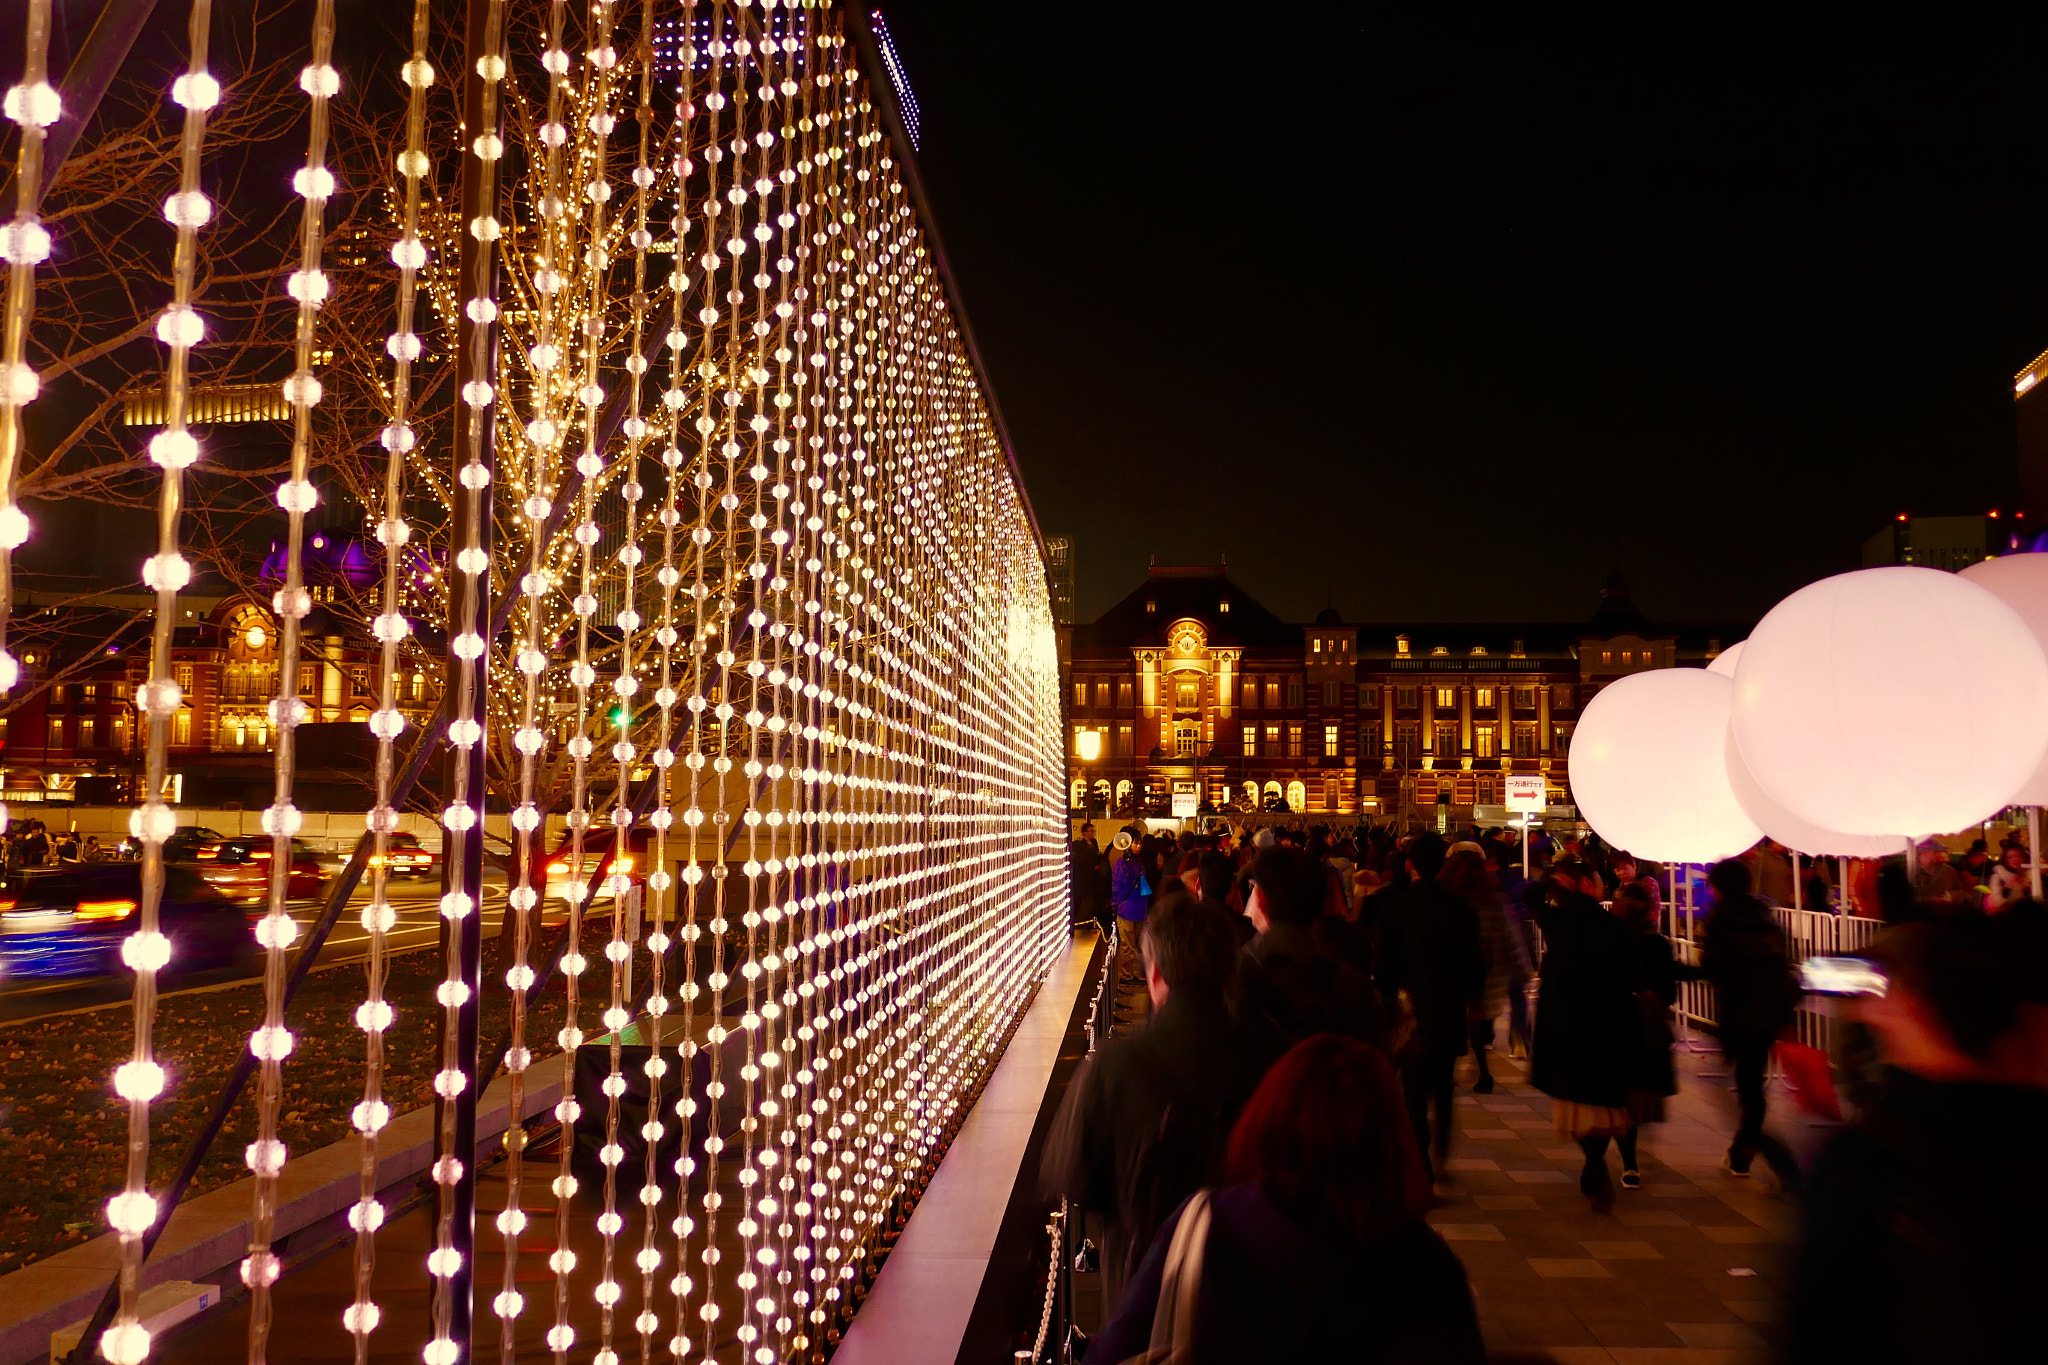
[1572,668,1762,863]
[1706,639,1744,678]
[1731,566,2048,837]
[1723,729,1903,857]
[1959,553,2048,804]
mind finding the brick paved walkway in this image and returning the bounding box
[1431,1037,1828,1365]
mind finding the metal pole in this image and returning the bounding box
[1840,856,1849,915]
[1792,849,1802,912]
[2031,807,2043,902]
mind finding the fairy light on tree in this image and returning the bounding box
[243,3,340,1356]
[13,3,1068,1362]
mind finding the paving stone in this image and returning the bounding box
[1507,1168,1573,1184]
[1582,1241,1664,1260]
[1463,1129,1523,1139]
[1697,1226,1780,1244]
[1529,1258,1613,1278]
[1668,1322,1768,1348]
[1431,1223,1507,1241]
[1443,1157,1500,1171]
[1616,1210,1689,1227]
[1587,1321,1685,1348]
[1474,1195,1541,1210]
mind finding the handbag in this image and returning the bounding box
[1120,1189,1212,1365]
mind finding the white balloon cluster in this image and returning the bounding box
[1575,561,2048,861]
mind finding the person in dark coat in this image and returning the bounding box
[1069,821,1109,933]
[1043,895,1273,1307]
[1700,858,1802,1190]
[1611,880,1689,1190]
[1372,832,1482,1182]
[1087,1034,1483,1365]
[1240,845,1383,1049]
[1791,914,2048,1365]
[1530,858,1639,1210]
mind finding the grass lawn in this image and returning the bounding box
[0,935,574,1272]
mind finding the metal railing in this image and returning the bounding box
[1663,905,1885,1054]
[1021,925,1118,1365]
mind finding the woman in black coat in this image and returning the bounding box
[1530,859,1640,1211]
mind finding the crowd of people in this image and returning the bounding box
[1052,817,2048,1363]
[0,818,101,871]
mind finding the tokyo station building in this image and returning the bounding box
[1059,564,1743,826]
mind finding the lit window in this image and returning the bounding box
[1117,724,1132,755]
[1219,600,1230,613]
[1435,687,1455,709]
[1073,681,1086,708]
[1314,639,1323,654]
[173,711,193,746]
[1475,687,1495,708]
[1242,724,1257,757]
[1288,724,1304,758]
[79,718,95,748]
[1096,682,1111,708]
[1242,682,1258,709]
[1145,599,1156,613]
[1475,725,1495,759]
[1265,724,1280,752]
[1601,651,1613,665]
[47,717,63,749]
[1323,723,1339,755]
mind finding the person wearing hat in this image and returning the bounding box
[1913,840,1977,914]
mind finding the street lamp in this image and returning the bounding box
[1076,728,1101,762]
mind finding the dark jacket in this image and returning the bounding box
[1087,1182,1484,1365]
[1240,921,1384,1048]
[1791,1067,2048,1365]
[1069,838,1108,923]
[1111,851,1149,922]
[1374,877,1483,1060]
[1622,928,1683,1098]
[1041,991,1272,1304]
[1700,892,1799,1043]
[1530,887,1637,1108]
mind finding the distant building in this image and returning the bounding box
[2017,347,2048,526]
[1061,565,1742,826]
[1861,513,2024,572]
[1045,535,1076,626]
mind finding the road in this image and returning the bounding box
[0,872,518,1025]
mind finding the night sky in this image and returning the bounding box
[878,4,2048,627]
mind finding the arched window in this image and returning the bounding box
[1114,779,1134,812]
[1241,781,1258,807]
[1069,777,1087,810]
[1285,780,1307,813]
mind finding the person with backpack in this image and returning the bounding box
[1042,895,1273,1309]
[1086,1034,1482,1364]
[1700,858,1803,1191]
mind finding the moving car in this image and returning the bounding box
[369,832,439,880]
[0,864,250,978]
[540,828,660,905]
[190,837,330,906]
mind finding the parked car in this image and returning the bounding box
[369,832,439,880]
[0,864,250,978]
[190,837,330,906]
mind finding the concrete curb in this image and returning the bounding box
[0,1065,563,1365]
